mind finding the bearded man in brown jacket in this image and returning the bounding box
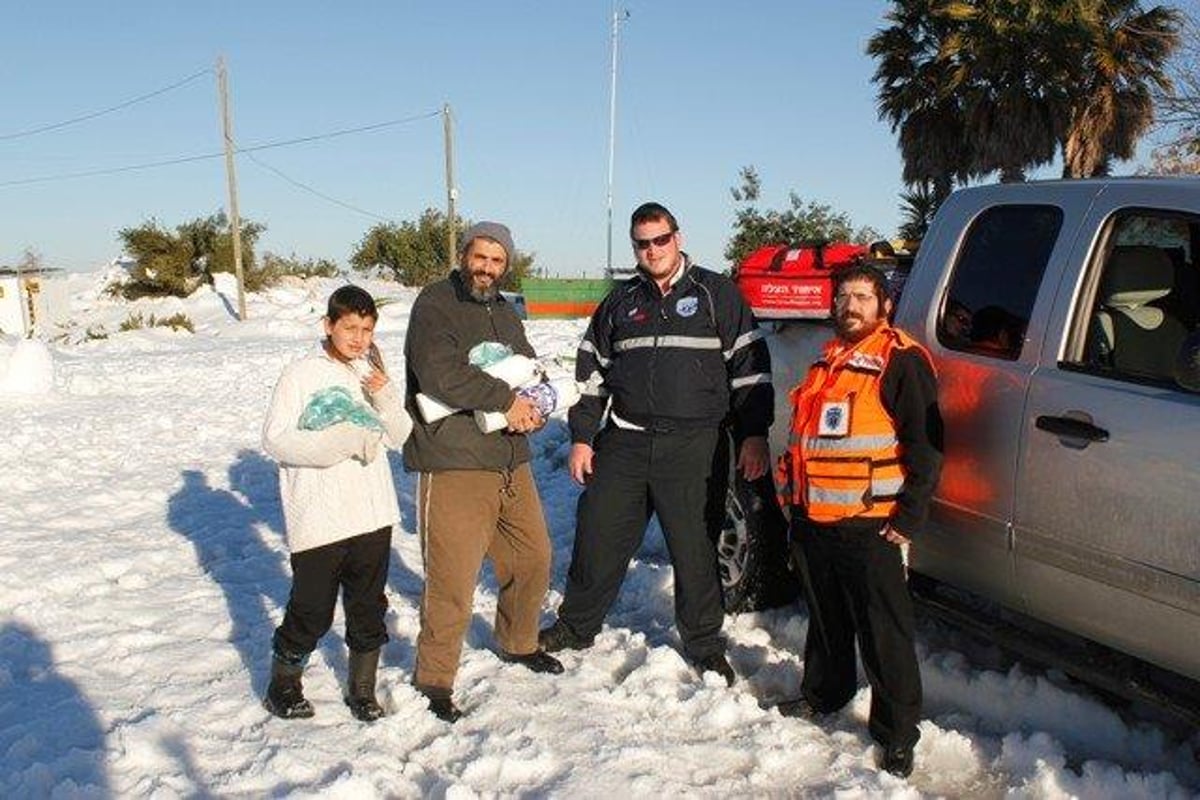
[403,222,562,723]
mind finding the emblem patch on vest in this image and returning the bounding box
[818,400,851,437]
[846,352,884,372]
[676,297,699,317]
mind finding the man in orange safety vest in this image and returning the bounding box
[774,263,943,780]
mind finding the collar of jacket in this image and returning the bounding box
[634,253,693,295]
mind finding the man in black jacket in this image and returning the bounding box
[404,222,562,723]
[539,202,773,685]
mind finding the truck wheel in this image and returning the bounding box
[710,429,799,613]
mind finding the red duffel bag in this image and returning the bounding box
[734,242,868,319]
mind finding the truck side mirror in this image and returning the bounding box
[1174,331,1200,393]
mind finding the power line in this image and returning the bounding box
[0,68,212,142]
[239,110,441,154]
[0,151,223,187]
[0,110,442,188]
[244,151,390,221]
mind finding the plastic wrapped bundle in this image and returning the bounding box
[474,378,581,433]
[298,385,383,431]
[415,353,538,423]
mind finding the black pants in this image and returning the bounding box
[558,426,725,660]
[793,518,922,749]
[273,526,392,658]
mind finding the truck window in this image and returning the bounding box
[1074,211,1199,385]
[937,205,1062,360]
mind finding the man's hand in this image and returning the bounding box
[504,394,543,434]
[736,435,769,481]
[568,443,595,485]
[879,523,911,546]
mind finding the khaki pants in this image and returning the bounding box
[414,463,551,691]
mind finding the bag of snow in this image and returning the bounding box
[298,385,383,431]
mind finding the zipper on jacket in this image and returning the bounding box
[487,303,519,471]
[646,287,668,424]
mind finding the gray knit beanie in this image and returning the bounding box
[460,221,514,266]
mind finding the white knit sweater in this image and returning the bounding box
[262,346,412,553]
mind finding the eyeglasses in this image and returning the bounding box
[632,231,675,250]
[834,291,878,306]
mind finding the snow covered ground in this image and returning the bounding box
[1,270,1197,798]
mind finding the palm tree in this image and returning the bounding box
[947,1,1078,182]
[868,0,973,196]
[898,180,949,240]
[869,1,1180,185]
[870,0,1066,186]
[1060,0,1182,178]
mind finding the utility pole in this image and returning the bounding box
[15,254,29,338]
[606,5,629,278]
[217,55,247,321]
[444,103,457,272]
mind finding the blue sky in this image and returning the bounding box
[0,1,1176,277]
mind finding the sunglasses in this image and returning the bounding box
[632,231,675,250]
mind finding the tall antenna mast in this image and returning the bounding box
[444,103,457,272]
[605,5,628,278]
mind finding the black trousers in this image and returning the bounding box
[558,426,725,660]
[273,526,392,658]
[793,518,922,749]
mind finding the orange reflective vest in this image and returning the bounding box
[775,324,934,523]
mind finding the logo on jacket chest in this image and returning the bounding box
[818,400,851,437]
[627,306,649,323]
[675,297,699,317]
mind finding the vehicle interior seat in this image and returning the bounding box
[1093,245,1188,378]
[1158,246,1200,331]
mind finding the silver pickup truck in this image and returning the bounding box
[719,178,1200,691]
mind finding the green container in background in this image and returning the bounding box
[520,277,616,318]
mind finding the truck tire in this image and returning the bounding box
[709,427,800,613]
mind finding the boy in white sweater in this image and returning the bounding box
[262,285,412,721]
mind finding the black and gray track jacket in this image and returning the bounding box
[403,270,534,473]
[568,257,773,445]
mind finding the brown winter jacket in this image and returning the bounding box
[403,270,535,473]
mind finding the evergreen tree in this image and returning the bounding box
[118,211,264,298]
[725,167,862,268]
[350,208,534,289]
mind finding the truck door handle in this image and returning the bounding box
[1035,414,1110,442]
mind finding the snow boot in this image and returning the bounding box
[264,651,314,719]
[344,647,385,722]
[879,744,915,778]
[776,697,822,720]
[417,685,463,724]
[498,649,564,674]
[537,620,595,653]
[694,652,736,687]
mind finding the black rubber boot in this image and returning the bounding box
[344,648,385,722]
[264,652,315,719]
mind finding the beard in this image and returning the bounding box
[466,269,502,302]
[835,312,883,343]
